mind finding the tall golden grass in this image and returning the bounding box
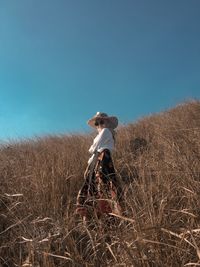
[0,100,200,267]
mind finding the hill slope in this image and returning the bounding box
[0,100,200,266]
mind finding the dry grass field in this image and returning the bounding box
[0,100,200,267]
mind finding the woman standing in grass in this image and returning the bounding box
[76,112,124,218]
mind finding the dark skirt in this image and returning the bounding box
[76,149,123,217]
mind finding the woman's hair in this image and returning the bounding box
[108,128,116,143]
[101,120,116,143]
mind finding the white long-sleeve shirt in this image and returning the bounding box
[88,128,114,165]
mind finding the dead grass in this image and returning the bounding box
[0,100,200,266]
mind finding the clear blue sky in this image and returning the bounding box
[0,0,200,141]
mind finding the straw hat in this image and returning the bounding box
[87,112,118,129]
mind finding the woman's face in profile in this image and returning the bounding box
[95,119,106,131]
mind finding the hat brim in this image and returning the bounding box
[87,116,118,129]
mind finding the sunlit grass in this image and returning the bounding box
[0,100,200,266]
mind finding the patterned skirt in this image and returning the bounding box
[76,149,123,218]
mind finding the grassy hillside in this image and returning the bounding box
[0,100,200,267]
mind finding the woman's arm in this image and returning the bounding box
[90,128,113,154]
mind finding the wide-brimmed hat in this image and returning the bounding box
[87,112,118,129]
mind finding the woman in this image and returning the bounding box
[76,112,123,218]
